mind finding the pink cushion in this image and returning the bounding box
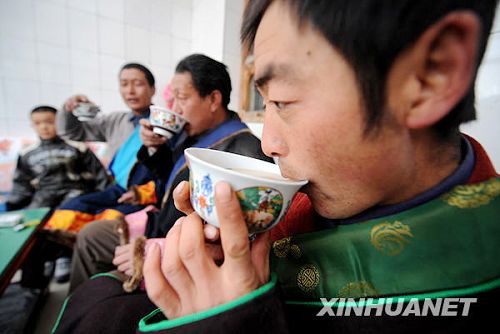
[124,205,159,239]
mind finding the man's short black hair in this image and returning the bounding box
[120,63,155,87]
[31,105,57,115]
[175,54,232,110]
[242,0,498,139]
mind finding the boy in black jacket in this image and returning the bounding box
[6,105,109,211]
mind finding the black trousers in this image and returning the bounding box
[20,232,72,289]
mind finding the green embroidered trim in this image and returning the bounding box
[50,294,72,334]
[139,273,277,332]
[285,276,500,307]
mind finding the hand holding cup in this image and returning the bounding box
[64,95,90,113]
[139,119,168,148]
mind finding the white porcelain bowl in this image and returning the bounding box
[185,148,308,234]
[73,102,100,121]
[149,105,186,138]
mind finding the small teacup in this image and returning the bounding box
[149,106,186,139]
[185,148,308,234]
[73,102,100,121]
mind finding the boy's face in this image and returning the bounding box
[31,111,57,140]
[254,1,414,219]
[119,68,155,114]
[170,72,214,136]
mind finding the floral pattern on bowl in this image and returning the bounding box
[236,186,283,233]
[190,171,284,234]
[191,173,215,219]
[150,108,185,133]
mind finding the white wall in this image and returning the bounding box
[190,0,243,110]
[461,10,500,169]
[0,0,240,137]
[191,0,225,62]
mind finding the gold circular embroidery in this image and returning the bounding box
[273,237,291,258]
[370,221,413,256]
[442,178,500,208]
[297,264,320,292]
[338,281,378,298]
[290,244,301,259]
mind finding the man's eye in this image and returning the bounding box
[272,101,286,110]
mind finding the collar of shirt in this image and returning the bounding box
[129,108,151,127]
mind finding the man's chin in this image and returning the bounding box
[128,104,149,113]
[302,184,339,218]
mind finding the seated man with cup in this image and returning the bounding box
[45,63,160,233]
[64,54,272,293]
[35,63,160,284]
[58,63,157,163]
[19,64,162,287]
[53,0,499,333]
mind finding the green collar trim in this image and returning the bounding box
[51,293,72,334]
[286,275,500,307]
[139,273,277,332]
[51,273,121,333]
[89,272,122,281]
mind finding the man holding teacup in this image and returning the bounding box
[141,1,500,333]
[20,64,161,286]
[59,63,157,163]
[43,64,166,284]
[44,64,161,233]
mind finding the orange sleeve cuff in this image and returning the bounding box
[133,181,158,205]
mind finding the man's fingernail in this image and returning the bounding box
[215,182,231,202]
[174,217,184,226]
[205,225,217,239]
[174,182,185,195]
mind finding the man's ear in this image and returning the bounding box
[388,11,480,129]
[209,90,223,112]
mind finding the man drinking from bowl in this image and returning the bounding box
[142,0,500,332]
[52,1,499,333]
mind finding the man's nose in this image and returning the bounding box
[172,99,182,115]
[261,110,288,159]
[125,85,136,95]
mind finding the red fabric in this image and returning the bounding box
[464,134,499,183]
[270,193,315,241]
[271,137,498,242]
